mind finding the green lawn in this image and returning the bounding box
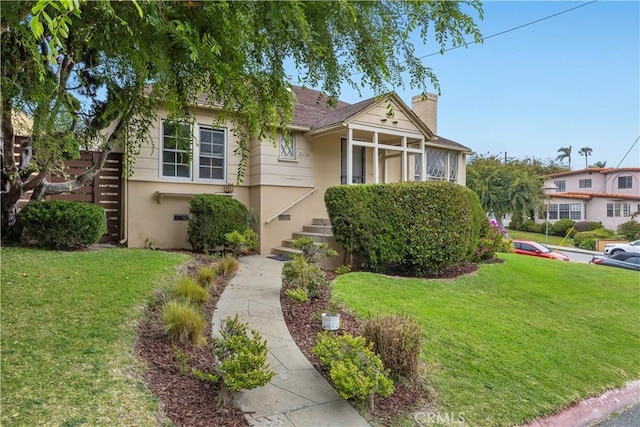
[333,254,640,426]
[1,247,189,426]
[506,228,574,246]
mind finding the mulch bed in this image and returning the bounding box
[134,257,248,427]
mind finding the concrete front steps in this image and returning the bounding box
[271,219,344,269]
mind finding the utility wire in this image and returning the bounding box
[417,0,599,60]
[615,135,640,169]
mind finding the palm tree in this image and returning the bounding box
[591,160,607,168]
[578,147,593,169]
[556,146,572,169]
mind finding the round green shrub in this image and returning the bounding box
[19,200,107,249]
[521,219,542,233]
[579,238,596,251]
[187,194,253,252]
[573,228,615,246]
[617,220,640,241]
[550,218,576,237]
[589,221,604,230]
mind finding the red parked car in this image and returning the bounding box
[512,240,570,261]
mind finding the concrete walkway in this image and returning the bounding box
[211,255,369,427]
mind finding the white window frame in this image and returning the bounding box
[278,129,296,161]
[161,120,192,181]
[196,125,227,183]
[159,119,228,183]
[554,180,566,192]
[618,176,633,189]
[579,179,592,189]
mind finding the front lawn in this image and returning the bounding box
[1,247,189,426]
[333,254,640,426]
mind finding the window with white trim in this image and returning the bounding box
[279,130,295,160]
[618,176,633,189]
[198,127,226,180]
[162,121,191,178]
[559,203,570,219]
[554,180,566,192]
[623,203,630,217]
[549,204,558,220]
[579,179,592,188]
[570,203,581,220]
[448,152,458,182]
[161,120,227,182]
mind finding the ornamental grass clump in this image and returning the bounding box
[312,332,394,411]
[162,300,205,345]
[217,254,240,279]
[362,314,423,379]
[173,276,209,305]
[196,266,217,288]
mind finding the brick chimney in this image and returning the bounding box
[411,93,438,136]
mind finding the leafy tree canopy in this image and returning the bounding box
[466,153,561,225]
[1,0,483,233]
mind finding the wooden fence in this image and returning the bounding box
[16,148,124,244]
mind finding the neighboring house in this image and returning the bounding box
[119,86,473,254]
[541,168,640,231]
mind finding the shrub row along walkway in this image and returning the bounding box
[211,255,369,427]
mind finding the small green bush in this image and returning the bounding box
[173,276,209,304]
[550,219,576,237]
[589,221,605,230]
[225,228,259,255]
[196,266,217,287]
[573,228,615,246]
[508,217,524,231]
[617,220,640,241]
[312,332,394,410]
[335,264,352,275]
[285,287,309,303]
[19,200,107,249]
[162,300,205,344]
[281,254,327,298]
[187,194,253,252]
[520,219,542,233]
[362,315,423,379]
[212,314,275,396]
[579,238,596,251]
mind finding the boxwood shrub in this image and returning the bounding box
[19,200,107,249]
[325,181,483,276]
[573,228,615,246]
[187,194,253,252]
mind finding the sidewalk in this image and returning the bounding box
[211,255,369,427]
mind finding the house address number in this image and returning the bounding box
[297,151,310,158]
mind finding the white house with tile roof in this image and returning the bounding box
[542,168,640,231]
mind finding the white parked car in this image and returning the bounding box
[604,240,640,256]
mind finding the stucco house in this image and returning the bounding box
[541,168,640,230]
[124,86,472,255]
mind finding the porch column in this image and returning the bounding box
[347,126,353,185]
[373,131,379,184]
[401,136,408,182]
[421,144,427,181]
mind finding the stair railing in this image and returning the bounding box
[264,188,318,225]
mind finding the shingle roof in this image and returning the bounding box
[429,135,473,152]
[291,86,352,128]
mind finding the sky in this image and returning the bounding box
[288,1,640,169]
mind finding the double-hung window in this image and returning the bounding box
[162,122,191,179]
[559,203,570,219]
[569,203,581,220]
[198,127,226,181]
[579,179,592,189]
[161,120,227,182]
[554,180,566,192]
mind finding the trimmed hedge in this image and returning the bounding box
[187,194,252,252]
[325,181,483,276]
[550,218,576,237]
[19,200,106,249]
[573,228,615,246]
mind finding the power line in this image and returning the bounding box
[417,0,599,60]
[615,135,640,169]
